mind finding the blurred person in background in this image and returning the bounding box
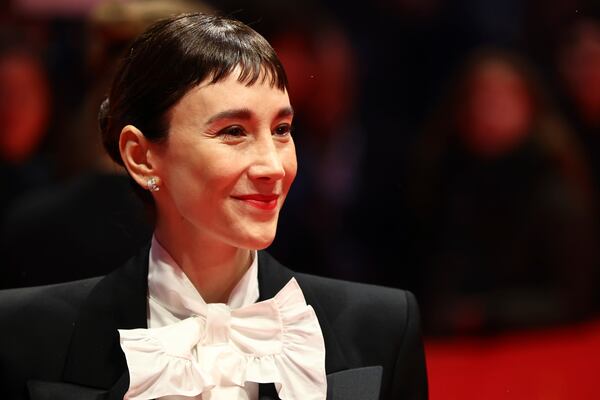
[554,15,600,199]
[0,33,54,222]
[407,49,599,336]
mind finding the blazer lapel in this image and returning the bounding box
[257,252,351,399]
[60,245,150,394]
[326,367,383,400]
[257,369,383,400]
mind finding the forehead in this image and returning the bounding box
[172,71,291,120]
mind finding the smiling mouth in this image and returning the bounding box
[232,194,279,211]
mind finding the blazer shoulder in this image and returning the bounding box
[0,277,101,325]
[294,272,419,359]
[259,250,416,331]
[295,272,414,318]
[0,277,102,396]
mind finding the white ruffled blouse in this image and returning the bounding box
[118,237,327,400]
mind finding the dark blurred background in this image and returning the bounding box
[1,0,600,396]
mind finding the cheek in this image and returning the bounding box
[187,162,239,197]
[159,151,218,207]
[171,166,236,225]
[283,146,298,189]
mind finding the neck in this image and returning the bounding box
[154,222,252,304]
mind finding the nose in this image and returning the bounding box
[248,134,286,182]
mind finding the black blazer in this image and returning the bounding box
[0,247,428,400]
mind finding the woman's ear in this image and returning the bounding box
[119,125,161,191]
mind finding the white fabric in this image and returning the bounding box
[146,236,259,328]
[118,237,327,400]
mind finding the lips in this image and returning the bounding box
[232,194,279,211]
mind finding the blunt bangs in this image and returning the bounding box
[167,13,288,91]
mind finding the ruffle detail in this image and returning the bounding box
[119,278,326,400]
[119,318,214,400]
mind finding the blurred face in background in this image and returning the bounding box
[0,52,50,164]
[559,20,600,126]
[458,59,534,159]
[273,27,357,138]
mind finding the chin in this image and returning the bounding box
[245,235,275,250]
[253,241,273,251]
[238,228,277,250]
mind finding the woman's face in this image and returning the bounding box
[459,60,533,158]
[151,71,297,250]
[0,53,50,163]
[559,21,600,124]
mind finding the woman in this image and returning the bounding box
[0,13,427,400]
[407,49,598,335]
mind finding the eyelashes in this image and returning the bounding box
[218,125,245,140]
[215,123,293,142]
[273,123,292,137]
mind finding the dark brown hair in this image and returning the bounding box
[99,12,288,165]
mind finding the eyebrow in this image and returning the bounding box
[205,106,294,125]
[276,106,294,119]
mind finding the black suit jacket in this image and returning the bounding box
[0,247,428,400]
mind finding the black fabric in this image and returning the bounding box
[327,366,383,400]
[0,173,152,289]
[62,245,150,389]
[27,375,129,400]
[258,382,279,400]
[27,381,108,400]
[0,248,428,400]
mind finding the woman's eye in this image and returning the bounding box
[273,123,292,136]
[218,125,245,140]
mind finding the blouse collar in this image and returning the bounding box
[147,235,259,319]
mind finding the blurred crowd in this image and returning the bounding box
[1,0,599,337]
